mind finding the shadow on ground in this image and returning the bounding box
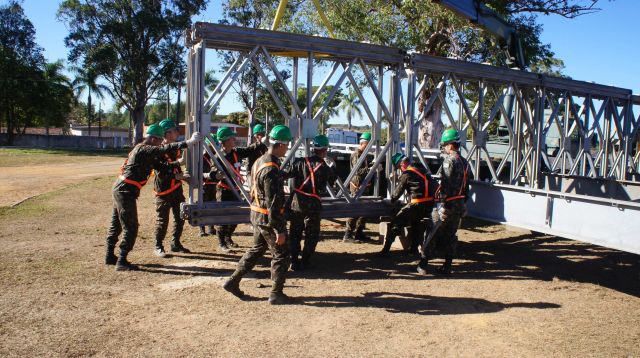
[293,291,560,315]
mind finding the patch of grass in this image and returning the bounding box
[0,147,128,167]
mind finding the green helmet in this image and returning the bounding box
[440,128,460,145]
[158,118,177,133]
[391,152,407,166]
[269,125,292,144]
[217,127,236,142]
[205,132,219,147]
[145,123,164,138]
[312,134,329,149]
[360,132,372,142]
[252,123,266,135]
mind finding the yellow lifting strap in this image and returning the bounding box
[271,0,336,38]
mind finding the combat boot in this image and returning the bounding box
[154,246,167,258]
[354,229,371,242]
[377,238,393,257]
[225,236,239,248]
[342,231,357,243]
[416,258,429,275]
[115,253,138,271]
[268,291,292,305]
[170,244,190,253]
[436,257,453,275]
[105,244,117,265]
[199,226,209,237]
[222,277,244,299]
[217,236,230,253]
[290,257,301,271]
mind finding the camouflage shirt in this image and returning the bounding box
[250,153,287,234]
[208,145,266,192]
[350,147,370,187]
[245,141,268,176]
[391,163,437,204]
[114,141,186,198]
[282,154,337,213]
[153,146,183,197]
[440,151,472,207]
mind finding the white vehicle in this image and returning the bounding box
[326,128,360,145]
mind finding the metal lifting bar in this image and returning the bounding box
[183,23,640,255]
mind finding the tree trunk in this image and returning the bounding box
[166,85,171,119]
[132,105,145,145]
[6,106,14,145]
[418,101,444,149]
[87,90,92,136]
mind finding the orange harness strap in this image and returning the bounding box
[404,166,434,204]
[218,151,245,190]
[293,158,323,201]
[155,149,183,196]
[250,161,281,215]
[445,159,469,202]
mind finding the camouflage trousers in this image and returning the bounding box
[423,204,464,260]
[383,202,432,250]
[288,210,321,264]
[200,184,216,235]
[345,183,372,234]
[215,189,237,242]
[154,189,185,249]
[106,191,139,255]
[231,225,290,293]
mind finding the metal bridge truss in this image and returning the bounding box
[183,22,640,254]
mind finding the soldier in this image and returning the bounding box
[282,134,337,270]
[379,153,437,257]
[105,124,201,271]
[205,126,267,252]
[246,123,268,185]
[343,132,373,243]
[418,129,471,275]
[200,134,218,237]
[222,125,292,305]
[153,119,191,257]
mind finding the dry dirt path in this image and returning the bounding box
[0,175,638,357]
[0,150,122,207]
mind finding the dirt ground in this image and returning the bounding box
[0,150,639,357]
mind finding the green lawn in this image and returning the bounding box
[0,147,128,167]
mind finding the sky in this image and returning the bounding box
[15,0,640,122]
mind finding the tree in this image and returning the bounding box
[71,65,110,136]
[0,0,45,144]
[296,85,343,133]
[58,0,207,144]
[338,89,363,130]
[41,60,74,135]
[291,0,604,147]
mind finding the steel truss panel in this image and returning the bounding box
[190,22,406,66]
[468,183,640,255]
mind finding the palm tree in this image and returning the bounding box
[339,88,363,130]
[42,61,73,135]
[71,66,110,136]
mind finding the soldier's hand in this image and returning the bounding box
[276,232,286,246]
[203,172,211,180]
[186,132,202,146]
[177,155,185,165]
[438,207,448,222]
[175,172,190,181]
[324,156,336,168]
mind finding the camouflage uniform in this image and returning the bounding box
[106,142,186,263]
[153,146,187,251]
[345,147,372,238]
[208,143,266,249]
[200,152,217,236]
[245,139,268,188]
[282,155,337,268]
[423,151,471,269]
[226,153,289,294]
[380,163,437,255]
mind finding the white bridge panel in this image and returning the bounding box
[468,183,640,255]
